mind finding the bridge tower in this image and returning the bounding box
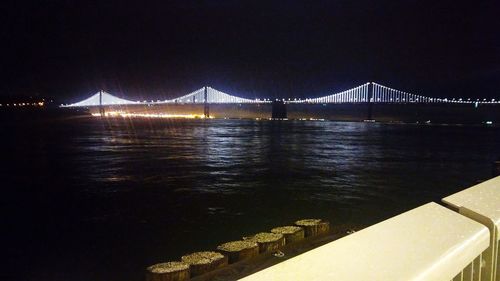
[203,86,210,118]
[366,83,374,121]
[99,90,105,117]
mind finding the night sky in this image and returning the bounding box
[2,0,499,102]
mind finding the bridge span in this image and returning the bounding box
[61,82,500,123]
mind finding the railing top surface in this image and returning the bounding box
[443,175,500,235]
[239,202,489,281]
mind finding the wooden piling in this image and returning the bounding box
[244,232,285,253]
[146,261,190,281]
[295,219,330,237]
[216,240,259,264]
[181,251,228,277]
[271,226,305,244]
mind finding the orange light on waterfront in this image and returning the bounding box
[91,111,213,119]
[2,101,45,108]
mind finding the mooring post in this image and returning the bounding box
[204,86,209,118]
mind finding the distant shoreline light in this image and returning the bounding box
[91,111,212,119]
[0,101,44,107]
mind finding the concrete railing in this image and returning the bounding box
[240,175,500,281]
[443,176,500,281]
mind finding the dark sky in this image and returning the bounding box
[2,0,499,102]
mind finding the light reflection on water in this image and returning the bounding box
[2,118,500,281]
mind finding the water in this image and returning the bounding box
[2,115,499,281]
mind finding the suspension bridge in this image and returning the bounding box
[61,82,500,121]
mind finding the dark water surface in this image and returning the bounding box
[2,115,499,281]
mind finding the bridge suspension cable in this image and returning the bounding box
[61,90,139,107]
[159,87,266,104]
[308,82,499,105]
[305,83,370,104]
